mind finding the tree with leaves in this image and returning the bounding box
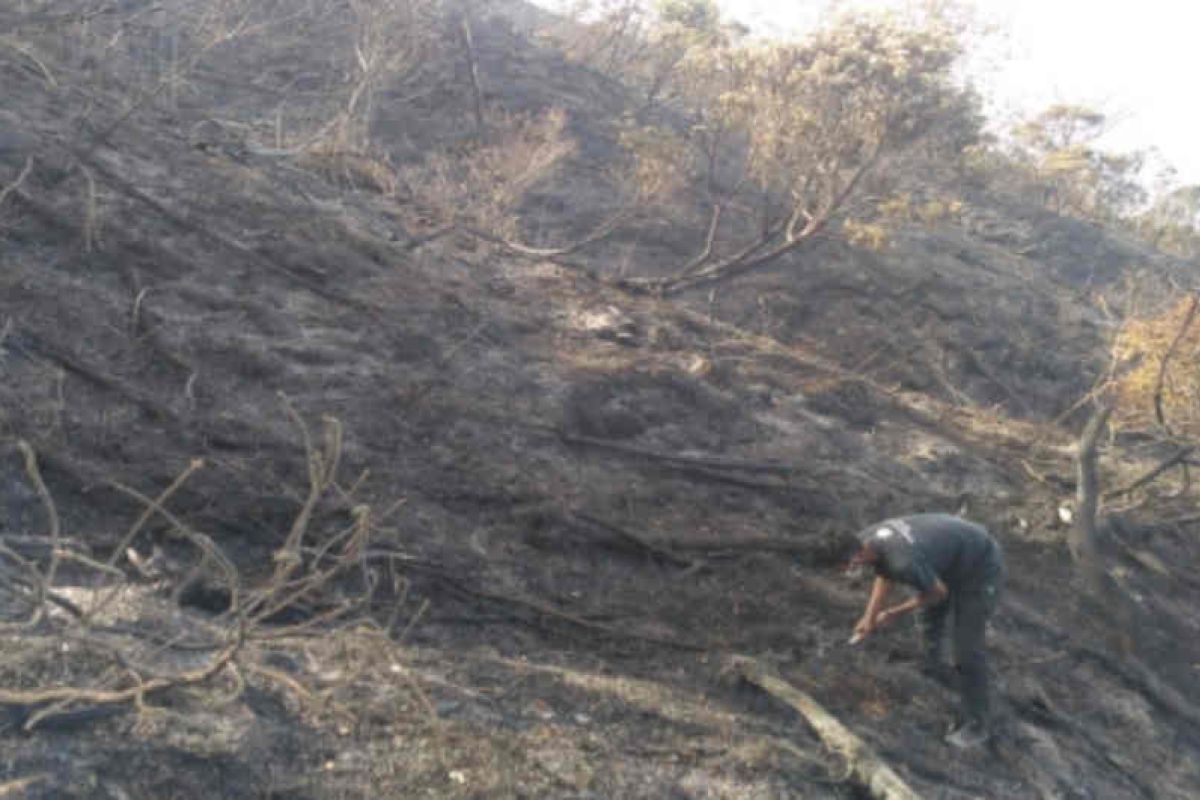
[1137,184,1200,259]
[1011,104,1146,222]
[621,11,981,293]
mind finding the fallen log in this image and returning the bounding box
[730,656,923,800]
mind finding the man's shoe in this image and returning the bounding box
[944,720,989,749]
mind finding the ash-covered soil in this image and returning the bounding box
[1,3,1198,798]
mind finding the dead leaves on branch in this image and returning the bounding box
[1115,294,1200,439]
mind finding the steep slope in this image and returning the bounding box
[1,3,1199,799]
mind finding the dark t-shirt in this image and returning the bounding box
[856,514,996,593]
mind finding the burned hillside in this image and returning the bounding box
[1,2,1199,798]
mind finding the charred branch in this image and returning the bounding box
[1070,404,1111,587]
[731,657,923,800]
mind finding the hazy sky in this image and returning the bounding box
[718,0,1200,184]
[536,1,1198,184]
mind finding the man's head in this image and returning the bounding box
[847,540,878,566]
[844,535,880,578]
[844,523,901,577]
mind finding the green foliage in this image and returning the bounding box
[1003,104,1148,224]
[967,103,1200,257]
[1089,151,1149,221]
[1135,185,1200,258]
[628,11,979,254]
[1014,104,1107,152]
[653,0,720,34]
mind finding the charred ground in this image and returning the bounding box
[0,2,1198,798]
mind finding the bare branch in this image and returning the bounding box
[269,404,342,583]
[16,442,61,591]
[462,206,632,260]
[0,541,49,630]
[0,36,56,87]
[0,157,34,209]
[0,639,240,719]
[1104,446,1195,501]
[674,203,723,278]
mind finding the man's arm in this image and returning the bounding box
[854,576,892,637]
[875,579,949,628]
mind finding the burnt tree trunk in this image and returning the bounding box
[1072,404,1111,592]
[456,2,486,139]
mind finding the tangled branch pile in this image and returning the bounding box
[0,407,396,733]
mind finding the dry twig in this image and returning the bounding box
[16,442,62,597]
[0,37,56,86]
[0,157,34,209]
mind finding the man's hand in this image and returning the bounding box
[851,576,892,643]
[875,607,903,629]
[853,614,877,639]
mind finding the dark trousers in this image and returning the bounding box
[919,548,1004,725]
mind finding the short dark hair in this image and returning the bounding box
[837,527,869,562]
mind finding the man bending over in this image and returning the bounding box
[847,513,1004,748]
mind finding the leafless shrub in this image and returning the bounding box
[404,106,672,261]
[295,149,404,197]
[308,0,441,154]
[78,2,269,141]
